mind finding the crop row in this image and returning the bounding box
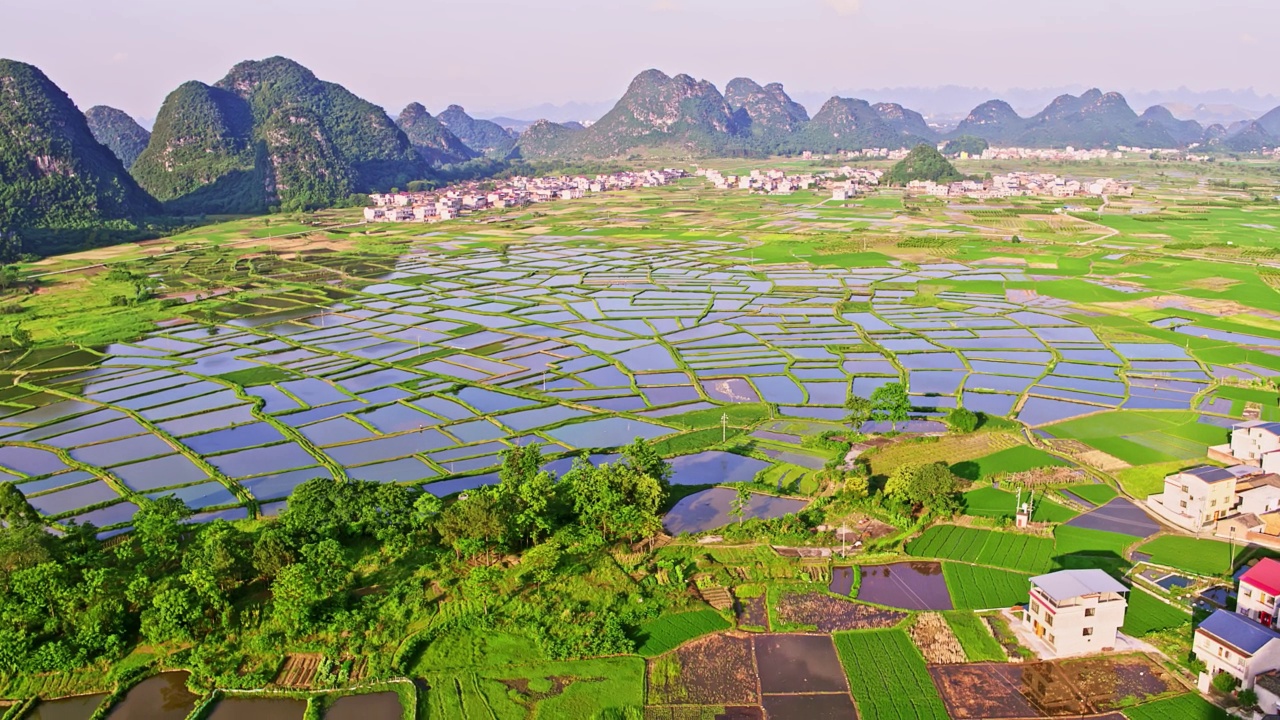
[906,526,1054,574]
[834,629,949,720]
[943,563,1030,610]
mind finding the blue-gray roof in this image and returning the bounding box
[1198,609,1280,655]
[1183,466,1238,484]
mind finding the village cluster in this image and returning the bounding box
[1016,420,1280,709]
[362,169,685,223]
[904,172,1135,199]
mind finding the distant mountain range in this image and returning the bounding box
[2,56,1279,254]
[507,70,1280,159]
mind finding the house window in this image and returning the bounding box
[1085,608,1096,617]
[1083,628,1094,637]
[1245,589,1253,599]
[1180,501,1188,509]
[1047,633,1055,645]
[1044,614,1053,627]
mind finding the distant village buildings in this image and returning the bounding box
[363,169,685,223]
[903,172,1133,200]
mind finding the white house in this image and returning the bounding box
[1239,558,1280,628]
[1195,608,1280,692]
[1025,570,1128,657]
[1225,421,1280,472]
[1146,465,1242,531]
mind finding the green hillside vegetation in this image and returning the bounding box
[397,103,478,166]
[84,106,151,169]
[437,105,518,158]
[133,57,424,214]
[884,145,965,186]
[0,59,157,256]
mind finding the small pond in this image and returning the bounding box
[26,694,107,720]
[323,692,403,720]
[856,562,952,611]
[662,488,808,534]
[104,672,198,720]
[205,697,307,720]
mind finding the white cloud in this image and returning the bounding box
[1240,32,1258,45]
[651,0,680,11]
[825,0,862,16]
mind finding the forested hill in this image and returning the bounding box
[132,57,425,214]
[0,59,157,257]
[84,106,151,169]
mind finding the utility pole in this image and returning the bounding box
[1230,526,1237,574]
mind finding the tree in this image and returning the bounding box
[869,383,911,431]
[252,525,296,581]
[730,486,752,525]
[844,472,870,499]
[884,462,961,513]
[845,396,873,427]
[518,540,562,585]
[564,460,666,542]
[436,489,505,560]
[1211,671,1238,694]
[132,496,193,577]
[1238,688,1259,708]
[140,585,202,643]
[622,437,672,489]
[946,407,979,434]
[184,520,251,593]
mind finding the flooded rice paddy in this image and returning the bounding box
[0,240,1253,532]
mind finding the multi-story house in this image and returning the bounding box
[1239,558,1280,627]
[1195,608,1280,692]
[1025,570,1128,657]
[1145,465,1242,531]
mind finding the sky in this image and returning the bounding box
[3,0,1277,122]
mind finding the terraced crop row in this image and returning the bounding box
[834,628,949,720]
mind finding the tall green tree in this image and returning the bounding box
[869,382,911,430]
[884,462,961,513]
[622,437,673,489]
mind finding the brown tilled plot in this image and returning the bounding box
[774,591,905,632]
[931,655,1179,718]
[647,633,760,706]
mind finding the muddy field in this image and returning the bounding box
[736,594,769,631]
[648,633,759,706]
[775,591,905,632]
[931,655,1180,718]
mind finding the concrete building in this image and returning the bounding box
[1226,421,1280,472]
[1239,558,1280,627]
[1194,608,1280,692]
[1025,569,1128,657]
[1146,465,1241,531]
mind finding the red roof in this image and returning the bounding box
[1242,558,1280,596]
